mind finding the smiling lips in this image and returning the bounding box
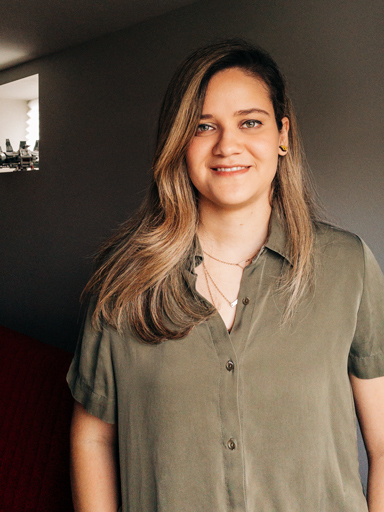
[211,165,250,174]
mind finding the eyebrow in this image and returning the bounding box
[200,108,270,120]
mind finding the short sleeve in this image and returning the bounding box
[66,297,117,423]
[348,238,384,379]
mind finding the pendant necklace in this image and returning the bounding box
[202,261,238,308]
[201,245,264,309]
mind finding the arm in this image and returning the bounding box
[70,400,120,512]
[349,373,384,511]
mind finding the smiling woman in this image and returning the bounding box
[186,68,290,328]
[67,39,384,512]
[186,69,289,210]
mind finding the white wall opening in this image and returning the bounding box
[0,74,39,172]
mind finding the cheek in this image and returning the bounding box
[185,153,199,187]
[185,142,208,183]
[185,140,200,168]
[185,136,213,164]
[249,136,280,167]
[254,132,279,154]
[186,166,204,193]
[185,153,196,184]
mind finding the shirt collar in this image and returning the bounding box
[264,208,293,266]
[192,236,203,270]
[191,207,292,272]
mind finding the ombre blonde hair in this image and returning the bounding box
[84,38,320,343]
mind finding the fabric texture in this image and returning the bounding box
[66,209,384,512]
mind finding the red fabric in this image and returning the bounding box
[0,326,74,512]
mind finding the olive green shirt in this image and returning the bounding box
[67,210,384,512]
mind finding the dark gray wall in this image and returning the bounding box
[1,0,382,351]
[1,0,382,491]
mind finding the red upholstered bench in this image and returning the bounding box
[0,325,74,512]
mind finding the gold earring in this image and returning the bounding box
[279,145,288,152]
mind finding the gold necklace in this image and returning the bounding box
[201,244,266,309]
[202,260,238,308]
[202,262,219,309]
[203,250,252,268]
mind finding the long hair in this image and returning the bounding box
[84,38,320,343]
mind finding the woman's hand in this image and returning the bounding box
[70,400,120,512]
[350,373,384,511]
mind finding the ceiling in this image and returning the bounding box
[0,0,201,72]
[0,75,38,99]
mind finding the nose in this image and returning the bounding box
[212,127,243,157]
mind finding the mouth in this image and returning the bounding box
[211,165,250,174]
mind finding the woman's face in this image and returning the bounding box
[185,67,289,212]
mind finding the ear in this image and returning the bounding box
[278,117,290,156]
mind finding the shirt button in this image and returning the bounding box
[227,438,236,450]
[226,360,235,372]
[242,297,250,305]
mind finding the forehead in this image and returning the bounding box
[202,67,272,112]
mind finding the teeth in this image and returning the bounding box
[214,166,248,172]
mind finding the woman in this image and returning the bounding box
[67,39,384,511]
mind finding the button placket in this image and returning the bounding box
[206,315,246,510]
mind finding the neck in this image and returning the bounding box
[197,200,272,263]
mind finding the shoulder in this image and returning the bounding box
[313,219,362,246]
[312,219,365,271]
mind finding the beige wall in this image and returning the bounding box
[0,98,28,149]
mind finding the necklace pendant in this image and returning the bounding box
[230,299,238,308]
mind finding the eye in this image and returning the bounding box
[196,123,213,134]
[242,119,262,128]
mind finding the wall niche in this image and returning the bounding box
[0,74,39,173]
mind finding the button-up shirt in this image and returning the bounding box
[67,210,384,512]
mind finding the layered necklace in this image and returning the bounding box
[201,246,264,309]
